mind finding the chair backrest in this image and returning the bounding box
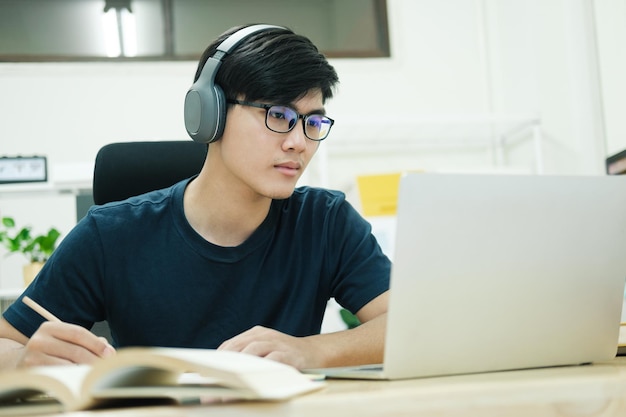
[93,141,207,205]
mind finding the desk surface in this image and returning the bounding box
[44,357,626,417]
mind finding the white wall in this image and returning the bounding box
[0,0,619,287]
[594,0,626,157]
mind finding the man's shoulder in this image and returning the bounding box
[290,186,346,204]
[89,180,184,216]
[275,186,356,225]
[85,180,186,229]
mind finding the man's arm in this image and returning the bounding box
[218,291,389,369]
[0,317,115,370]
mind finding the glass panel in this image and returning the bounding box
[172,0,388,58]
[0,0,105,57]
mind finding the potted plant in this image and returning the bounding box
[0,216,61,286]
[339,308,361,329]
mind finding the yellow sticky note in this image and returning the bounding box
[356,173,402,217]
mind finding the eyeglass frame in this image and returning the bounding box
[226,99,335,141]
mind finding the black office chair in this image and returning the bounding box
[92,140,208,205]
[90,140,207,342]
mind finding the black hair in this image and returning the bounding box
[194,25,339,105]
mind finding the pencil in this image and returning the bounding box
[22,296,61,322]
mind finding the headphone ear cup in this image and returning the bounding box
[184,58,226,144]
[211,83,227,143]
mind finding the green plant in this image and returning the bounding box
[0,216,60,263]
[339,308,361,329]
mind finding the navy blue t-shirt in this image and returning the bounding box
[4,179,391,348]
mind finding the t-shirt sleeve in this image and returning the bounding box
[326,198,391,314]
[3,211,107,338]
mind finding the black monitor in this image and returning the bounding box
[606,149,626,175]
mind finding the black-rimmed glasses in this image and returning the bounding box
[227,99,335,141]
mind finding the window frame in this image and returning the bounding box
[0,0,390,62]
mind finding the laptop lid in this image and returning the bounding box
[312,173,626,380]
[381,173,626,379]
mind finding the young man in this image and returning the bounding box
[0,25,390,370]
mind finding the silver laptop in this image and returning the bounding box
[310,173,626,380]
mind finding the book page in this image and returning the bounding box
[83,347,323,400]
[0,365,92,413]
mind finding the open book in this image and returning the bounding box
[0,347,324,415]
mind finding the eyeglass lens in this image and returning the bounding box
[267,106,332,140]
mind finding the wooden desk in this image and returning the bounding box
[47,357,626,417]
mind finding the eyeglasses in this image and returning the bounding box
[227,99,335,141]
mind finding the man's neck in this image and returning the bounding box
[183,172,272,247]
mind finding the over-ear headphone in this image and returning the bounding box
[184,24,285,143]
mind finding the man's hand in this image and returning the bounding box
[17,321,116,368]
[218,292,389,370]
[217,326,323,369]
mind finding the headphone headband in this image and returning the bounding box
[184,24,286,143]
[216,24,281,55]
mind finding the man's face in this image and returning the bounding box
[214,89,325,200]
